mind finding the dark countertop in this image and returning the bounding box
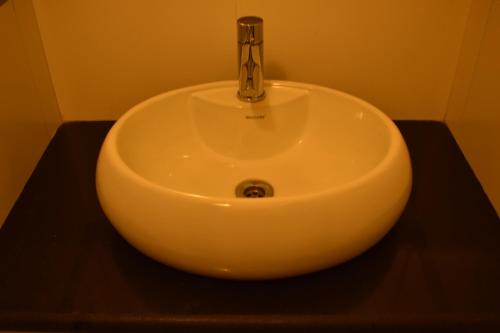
[0,121,499,333]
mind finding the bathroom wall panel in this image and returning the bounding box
[11,0,61,134]
[446,0,500,215]
[33,0,471,120]
[0,0,62,226]
[32,0,236,120]
[236,0,471,120]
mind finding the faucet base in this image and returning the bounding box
[237,90,266,103]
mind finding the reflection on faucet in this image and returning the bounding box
[237,16,265,102]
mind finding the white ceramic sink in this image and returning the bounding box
[96,80,412,279]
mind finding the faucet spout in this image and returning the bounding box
[237,16,265,102]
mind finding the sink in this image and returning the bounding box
[96,80,412,279]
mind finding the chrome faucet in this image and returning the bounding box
[237,16,265,102]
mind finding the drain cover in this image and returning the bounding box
[235,180,274,198]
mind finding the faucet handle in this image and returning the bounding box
[237,16,263,44]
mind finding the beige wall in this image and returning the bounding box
[33,0,471,121]
[446,0,500,215]
[0,0,61,226]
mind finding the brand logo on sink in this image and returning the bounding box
[245,115,265,120]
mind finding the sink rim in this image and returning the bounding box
[100,80,405,204]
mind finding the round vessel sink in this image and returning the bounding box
[96,80,412,279]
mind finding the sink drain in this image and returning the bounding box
[235,180,274,198]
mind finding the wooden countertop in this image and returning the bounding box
[0,121,499,332]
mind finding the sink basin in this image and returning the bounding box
[96,80,412,279]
